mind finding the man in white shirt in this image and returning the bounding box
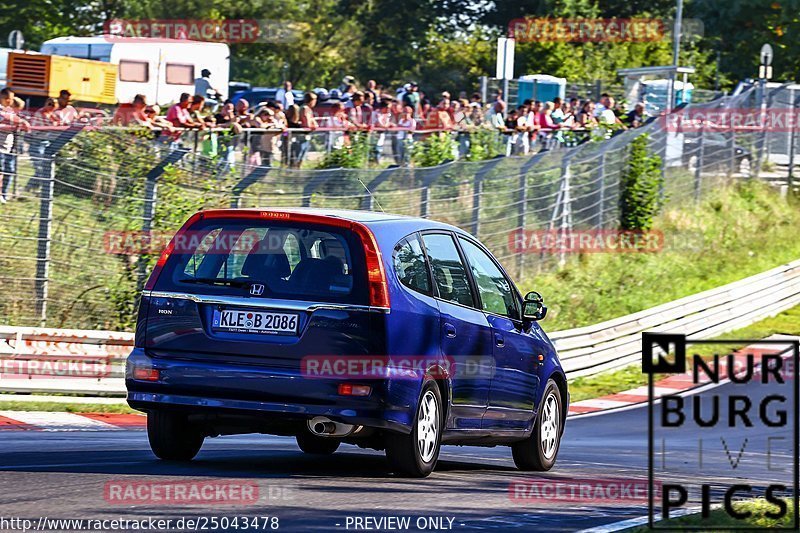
[275,81,295,109]
[56,90,80,124]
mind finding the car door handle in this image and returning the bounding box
[494,333,505,347]
[444,323,457,338]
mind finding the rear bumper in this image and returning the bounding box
[126,348,417,434]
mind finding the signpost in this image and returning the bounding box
[755,43,774,180]
[496,37,515,116]
[8,30,24,50]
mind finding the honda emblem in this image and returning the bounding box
[249,283,265,296]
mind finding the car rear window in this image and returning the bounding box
[153,218,367,304]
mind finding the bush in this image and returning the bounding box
[411,132,456,167]
[619,133,663,230]
[316,133,369,169]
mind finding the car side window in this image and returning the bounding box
[393,235,430,295]
[459,237,519,319]
[422,233,474,307]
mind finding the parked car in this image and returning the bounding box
[126,208,568,477]
[230,87,304,107]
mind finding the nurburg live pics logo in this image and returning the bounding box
[643,332,799,530]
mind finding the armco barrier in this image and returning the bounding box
[553,258,800,377]
[0,258,799,395]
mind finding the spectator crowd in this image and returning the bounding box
[0,77,647,201]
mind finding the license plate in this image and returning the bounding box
[212,308,298,335]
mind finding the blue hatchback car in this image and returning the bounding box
[127,208,568,477]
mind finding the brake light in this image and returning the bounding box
[349,223,391,309]
[143,212,204,291]
[143,240,174,290]
[338,383,371,396]
[132,366,159,381]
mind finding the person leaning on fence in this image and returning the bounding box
[294,92,318,168]
[24,96,63,195]
[143,105,174,132]
[329,101,355,150]
[167,93,202,129]
[0,89,30,203]
[370,101,394,163]
[395,106,416,166]
[213,101,243,134]
[112,94,149,127]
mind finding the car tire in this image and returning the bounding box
[296,432,341,455]
[147,410,204,461]
[512,379,563,471]
[385,380,442,478]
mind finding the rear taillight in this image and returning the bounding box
[142,212,203,291]
[350,223,390,309]
[143,240,174,291]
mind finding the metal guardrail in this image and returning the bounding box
[554,258,800,377]
[0,258,799,395]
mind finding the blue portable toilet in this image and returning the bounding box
[516,75,567,106]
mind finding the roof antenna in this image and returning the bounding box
[357,178,385,213]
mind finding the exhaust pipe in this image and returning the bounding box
[308,416,360,437]
[313,420,336,434]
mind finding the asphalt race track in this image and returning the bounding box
[0,377,795,532]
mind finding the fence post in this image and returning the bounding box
[789,93,799,190]
[33,125,85,326]
[33,153,56,327]
[754,84,766,179]
[470,155,505,237]
[596,152,606,228]
[727,129,735,179]
[515,152,549,279]
[470,171,483,236]
[789,118,797,191]
[694,124,704,201]
[548,157,573,267]
[419,161,454,219]
[136,148,190,291]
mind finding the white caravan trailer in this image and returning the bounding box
[40,36,230,106]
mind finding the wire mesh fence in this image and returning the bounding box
[0,85,796,330]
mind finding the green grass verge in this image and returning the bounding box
[568,304,800,402]
[626,499,796,531]
[0,401,138,414]
[527,181,800,330]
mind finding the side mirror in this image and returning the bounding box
[522,291,547,321]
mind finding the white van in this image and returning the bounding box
[40,36,230,106]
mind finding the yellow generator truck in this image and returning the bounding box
[7,52,117,105]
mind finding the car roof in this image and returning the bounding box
[203,207,468,234]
